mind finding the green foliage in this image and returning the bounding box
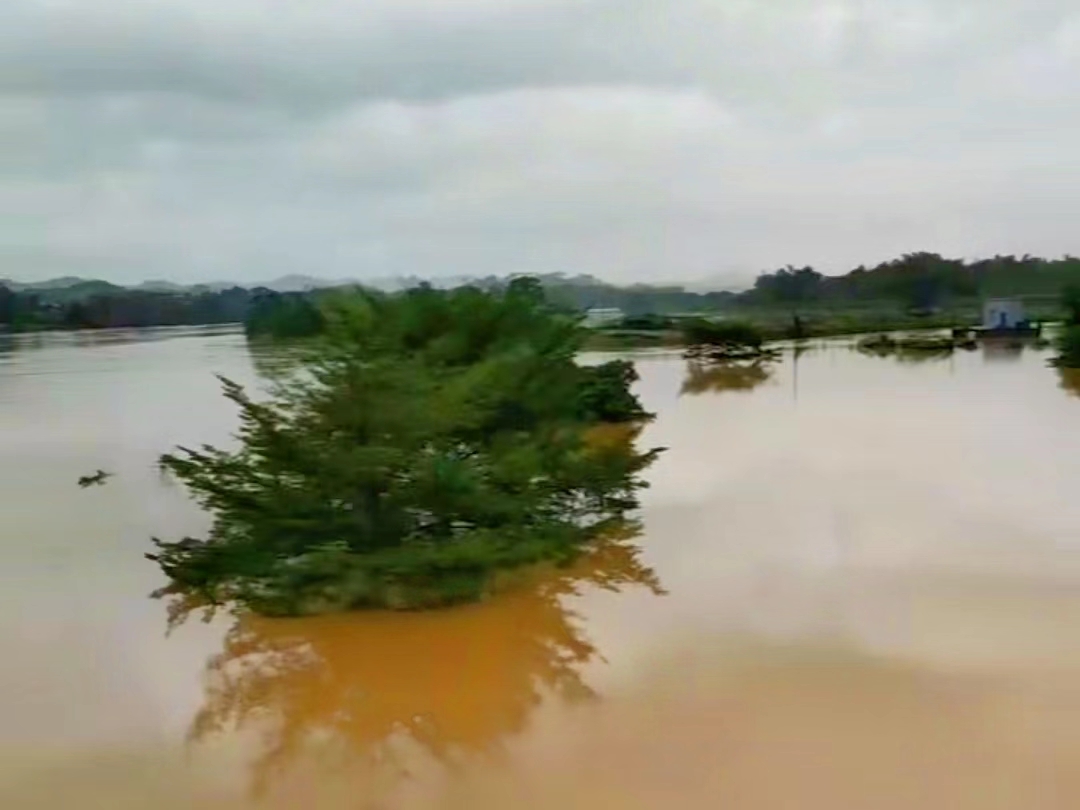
[0,282,259,331]
[245,292,327,339]
[6,251,1080,336]
[576,360,650,423]
[1062,285,1080,327]
[744,252,1080,308]
[149,281,661,615]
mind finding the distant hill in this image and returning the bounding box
[0,276,93,292]
[261,275,330,293]
[33,280,126,304]
[8,251,1077,317]
[135,280,187,293]
[682,270,759,293]
[0,271,612,296]
[1,275,351,297]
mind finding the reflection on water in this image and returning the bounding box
[680,359,775,395]
[1058,367,1080,397]
[166,528,663,797]
[247,341,311,381]
[982,338,1026,362]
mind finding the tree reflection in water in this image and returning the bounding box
[980,339,1025,363]
[680,360,775,395]
[160,523,663,796]
[1058,367,1080,397]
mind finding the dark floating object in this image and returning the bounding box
[78,469,113,488]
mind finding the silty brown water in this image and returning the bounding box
[2,328,1079,808]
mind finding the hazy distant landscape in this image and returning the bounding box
[4,251,1080,336]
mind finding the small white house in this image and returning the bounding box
[982,298,1025,330]
[583,307,624,327]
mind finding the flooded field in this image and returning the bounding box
[2,327,1080,808]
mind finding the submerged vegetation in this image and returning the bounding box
[682,318,764,349]
[856,332,977,361]
[1053,285,1080,368]
[677,318,781,396]
[1054,327,1080,368]
[245,291,327,339]
[149,280,662,616]
[681,318,781,362]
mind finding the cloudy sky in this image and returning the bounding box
[3,0,1079,286]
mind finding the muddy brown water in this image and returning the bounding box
[2,328,1080,808]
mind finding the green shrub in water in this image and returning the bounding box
[149,279,662,615]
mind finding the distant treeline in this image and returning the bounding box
[4,252,1080,333]
[741,252,1080,310]
[493,253,1080,314]
[0,283,268,331]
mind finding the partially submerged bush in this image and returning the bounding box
[857,332,970,359]
[149,279,662,615]
[1053,325,1080,368]
[681,318,764,349]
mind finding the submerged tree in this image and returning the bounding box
[681,318,764,350]
[681,318,778,363]
[1054,326,1080,368]
[1053,286,1080,368]
[245,290,328,339]
[149,279,662,615]
[1062,285,1080,328]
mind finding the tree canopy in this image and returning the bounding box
[743,253,1080,309]
[149,279,662,615]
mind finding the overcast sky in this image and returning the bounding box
[3,0,1079,286]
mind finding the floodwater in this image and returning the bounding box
[2,327,1080,808]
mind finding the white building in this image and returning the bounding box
[583,307,624,327]
[982,298,1025,330]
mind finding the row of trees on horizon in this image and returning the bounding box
[3,251,1080,331]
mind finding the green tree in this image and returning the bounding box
[149,283,662,615]
[245,291,327,338]
[1053,286,1080,369]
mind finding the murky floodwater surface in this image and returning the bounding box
[2,328,1079,808]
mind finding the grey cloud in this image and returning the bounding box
[5,0,1074,109]
[3,0,1080,284]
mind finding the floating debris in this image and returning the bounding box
[684,344,782,362]
[77,469,113,488]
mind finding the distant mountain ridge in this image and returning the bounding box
[0,276,101,291]
[1,271,752,302]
